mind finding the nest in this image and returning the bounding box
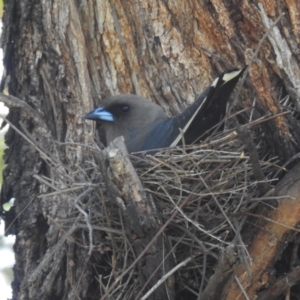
[85,106,287,299]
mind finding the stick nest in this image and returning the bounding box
[87,109,286,299]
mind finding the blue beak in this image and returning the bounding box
[85,107,114,122]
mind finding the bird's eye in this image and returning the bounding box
[120,105,130,113]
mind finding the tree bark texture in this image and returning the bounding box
[1,1,300,300]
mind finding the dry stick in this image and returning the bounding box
[0,115,56,165]
[244,212,300,233]
[197,109,290,149]
[235,275,251,300]
[200,47,235,68]
[233,218,252,279]
[0,93,62,167]
[231,12,285,108]
[4,197,35,235]
[73,188,94,255]
[135,235,186,300]
[241,110,290,129]
[141,255,197,300]
[99,189,119,278]
[0,113,77,186]
[36,186,87,198]
[200,176,236,234]
[231,12,285,196]
[115,269,136,300]
[33,174,61,191]
[197,252,208,300]
[0,93,46,126]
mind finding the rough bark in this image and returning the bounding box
[0,0,300,300]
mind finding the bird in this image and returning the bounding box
[85,67,245,153]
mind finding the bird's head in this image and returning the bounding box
[85,94,167,144]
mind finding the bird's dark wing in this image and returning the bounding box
[171,67,246,146]
[126,118,179,153]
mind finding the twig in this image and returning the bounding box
[73,188,94,255]
[235,275,251,300]
[141,255,197,300]
[231,12,285,108]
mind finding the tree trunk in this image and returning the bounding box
[1,1,300,300]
